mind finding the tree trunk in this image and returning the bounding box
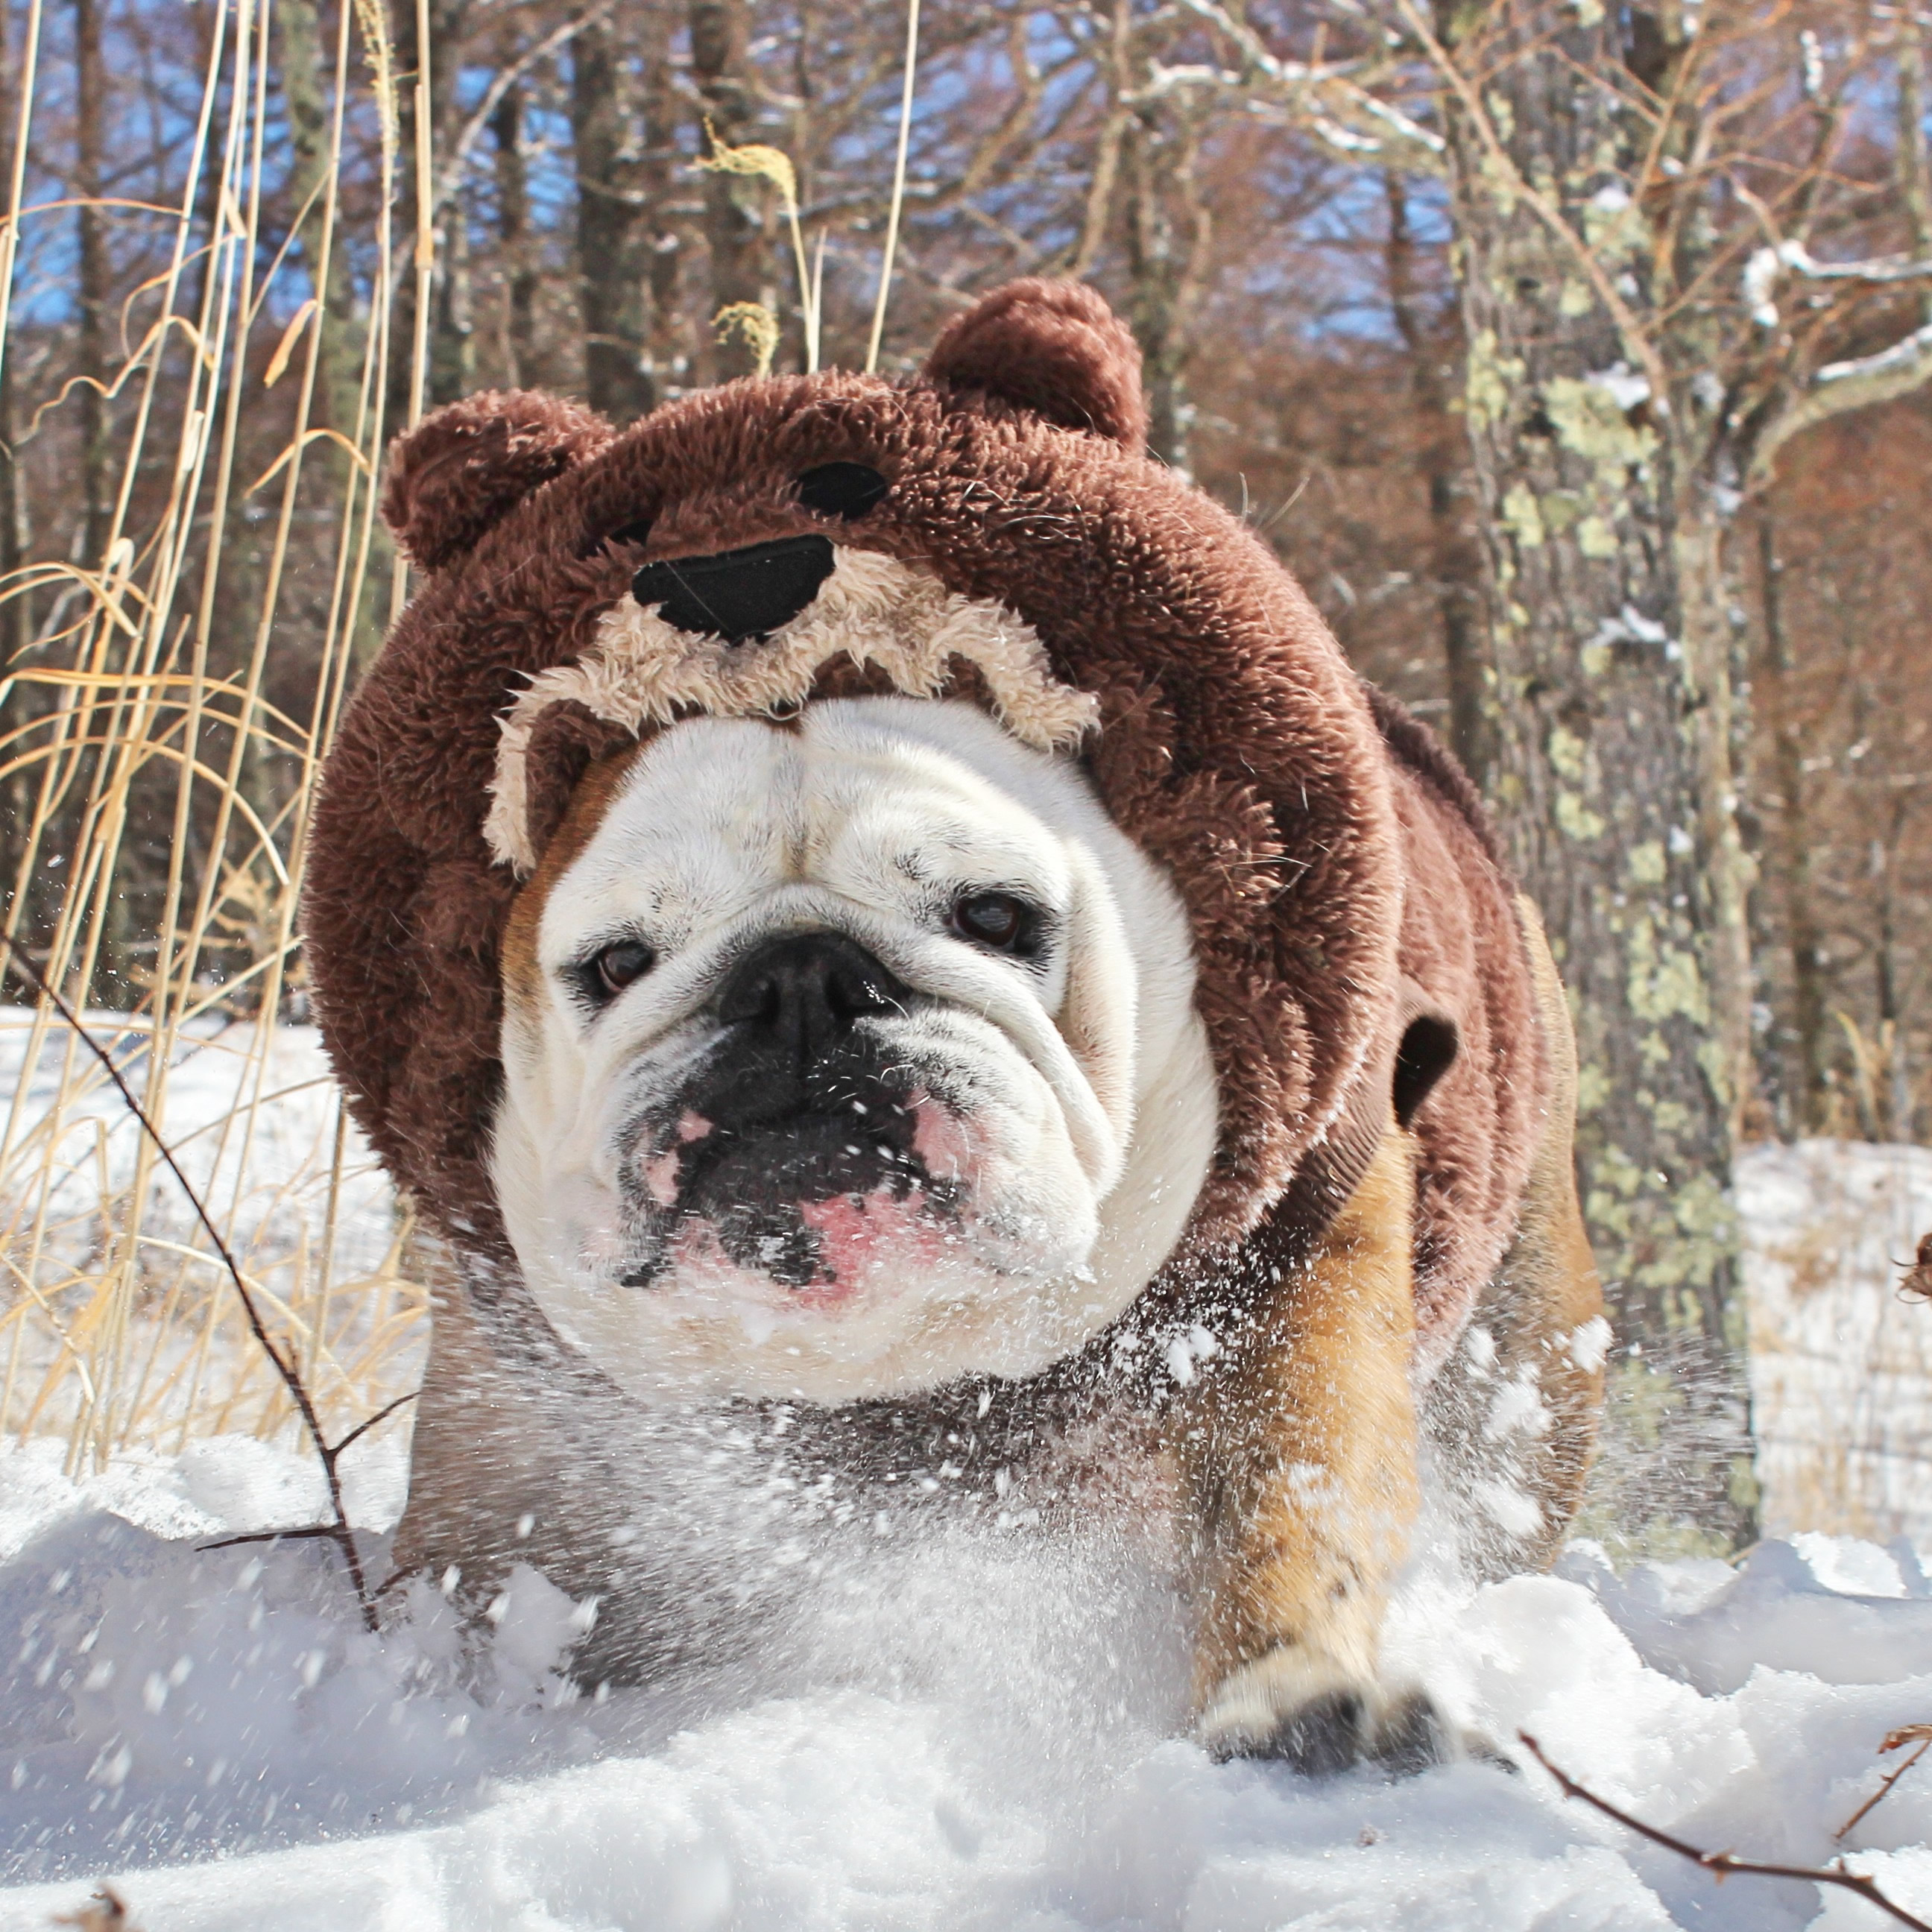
[389,0,470,423]
[689,0,763,380]
[1899,5,1932,328]
[280,0,364,449]
[571,16,655,423]
[1123,110,1209,475]
[1385,171,1489,787]
[1875,792,1913,1140]
[490,82,537,386]
[639,19,682,399]
[434,183,475,406]
[1756,508,1826,1134]
[1436,0,1755,1547]
[0,33,34,906]
[0,34,27,669]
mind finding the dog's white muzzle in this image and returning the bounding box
[491,681,1216,1404]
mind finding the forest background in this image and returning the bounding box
[1,0,1930,1547]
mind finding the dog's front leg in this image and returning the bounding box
[1178,1125,1437,1772]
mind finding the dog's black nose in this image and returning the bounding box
[632,534,836,644]
[716,931,906,1067]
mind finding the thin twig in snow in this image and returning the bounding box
[1519,1731,1932,1932]
[1838,1726,1932,1841]
[0,935,411,1631]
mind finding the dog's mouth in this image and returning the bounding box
[622,1095,967,1294]
[609,924,981,1298]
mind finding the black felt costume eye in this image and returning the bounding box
[795,463,888,520]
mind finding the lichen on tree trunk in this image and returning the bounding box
[1435,0,1756,1548]
[690,0,765,382]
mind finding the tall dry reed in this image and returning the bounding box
[0,0,431,1476]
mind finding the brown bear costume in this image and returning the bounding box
[304,279,1602,1769]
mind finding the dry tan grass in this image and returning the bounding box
[0,0,432,1474]
[0,0,910,1484]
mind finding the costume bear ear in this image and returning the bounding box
[381,390,615,572]
[923,279,1149,451]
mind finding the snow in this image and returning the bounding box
[1740,1140,1932,1541]
[3,1436,1932,1928]
[9,1011,1932,1925]
[0,1008,389,1274]
[0,1007,418,1444]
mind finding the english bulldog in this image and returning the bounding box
[307,280,1606,1773]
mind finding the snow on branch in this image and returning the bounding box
[1752,318,1932,480]
[1781,241,1932,285]
[1816,318,1932,385]
[1162,0,1445,162]
[1744,242,1932,331]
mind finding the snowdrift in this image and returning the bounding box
[7,1436,1932,1929]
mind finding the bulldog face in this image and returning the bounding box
[493,695,1216,1404]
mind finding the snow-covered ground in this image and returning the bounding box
[0,1008,394,1283]
[1741,1140,1932,1541]
[0,1008,419,1448]
[9,1017,1932,1926]
[7,1433,1932,1930]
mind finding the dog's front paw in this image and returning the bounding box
[1196,1650,1470,1776]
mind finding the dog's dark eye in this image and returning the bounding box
[586,938,656,999]
[796,463,888,520]
[949,891,1038,955]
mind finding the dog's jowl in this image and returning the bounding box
[305,277,1604,1771]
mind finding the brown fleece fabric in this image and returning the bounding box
[303,278,1553,1348]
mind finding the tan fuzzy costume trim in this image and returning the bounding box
[484,547,1100,876]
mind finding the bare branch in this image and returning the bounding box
[0,938,384,1629]
[434,6,612,219]
[199,1524,347,1552]
[1519,1732,1932,1932]
[329,1388,420,1456]
[1752,317,1932,481]
[1161,0,1444,164]
[1837,1726,1932,1842]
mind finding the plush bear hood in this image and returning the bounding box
[304,280,1535,1343]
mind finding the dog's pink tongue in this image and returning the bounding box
[796,1189,945,1301]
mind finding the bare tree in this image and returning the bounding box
[572,12,656,423]
[490,81,537,385]
[1384,168,1486,783]
[690,0,763,379]
[1386,0,1932,1543]
[1756,506,1828,1132]
[280,0,363,450]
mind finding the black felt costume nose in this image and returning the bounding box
[631,534,836,644]
[716,932,907,1071]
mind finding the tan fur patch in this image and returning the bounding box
[1180,1123,1421,1738]
[484,548,1100,876]
[499,742,648,1012]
